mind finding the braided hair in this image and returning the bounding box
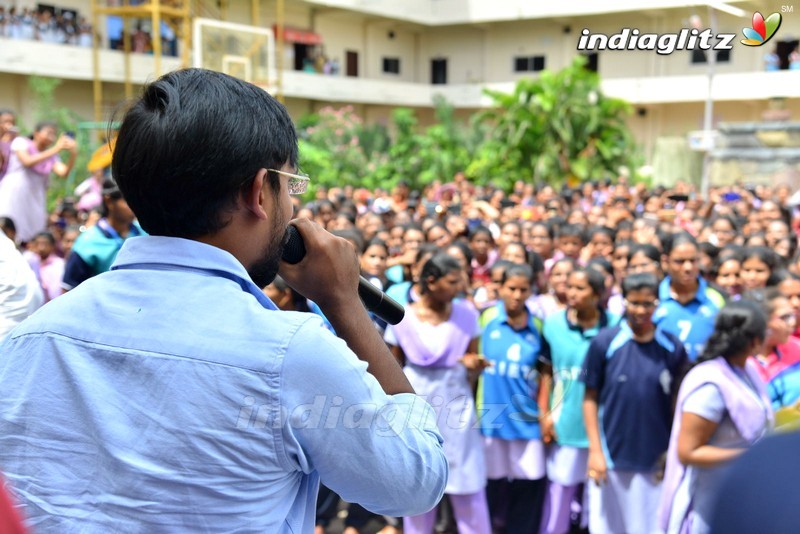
[697,300,766,363]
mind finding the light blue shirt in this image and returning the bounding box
[0,236,447,532]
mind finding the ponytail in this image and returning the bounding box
[697,300,766,363]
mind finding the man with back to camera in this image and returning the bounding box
[0,68,448,532]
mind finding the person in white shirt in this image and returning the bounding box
[0,231,43,339]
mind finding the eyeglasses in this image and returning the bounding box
[268,169,310,195]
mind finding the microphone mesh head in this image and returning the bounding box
[282,226,306,264]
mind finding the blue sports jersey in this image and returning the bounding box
[541,309,620,448]
[582,322,688,472]
[478,303,543,440]
[768,361,800,410]
[652,277,724,361]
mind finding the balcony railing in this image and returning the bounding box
[3,37,799,107]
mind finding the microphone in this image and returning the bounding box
[281,226,405,325]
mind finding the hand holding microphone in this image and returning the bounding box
[279,220,404,325]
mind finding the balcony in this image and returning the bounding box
[3,36,799,108]
[279,70,800,108]
[0,37,182,84]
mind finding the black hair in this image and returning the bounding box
[770,269,800,285]
[425,222,450,241]
[489,259,514,281]
[742,287,784,319]
[529,250,544,276]
[331,228,365,254]
[556,223,586,244]
[547,216,566,231]
[33,231,56,246]
[551,256,579,274]
[419,253,462,295]
[697,300,767,363]
[0,216,16,233]
[699,241,721,261]
[587,256,613,277]
[500,221,523,235]
[622,272,659,298]
[268,275,310,313]
[502,240,531,265]
[628,243,661,264]
[664,231,698,257]
[743,246,780,282]
[447,239,473,267]
[336,209,357,225]
[33,120,58,133]
[711,251,741,281]
[587,225,616,243]
[744,233,767,247]
[469,225,493,242]
[313,199,335,215]
[501,263,534,285]
[718,245,745,264]
[530,220,556,240]
[414,243,439,265]
[616,219,633,234]
[614,240,633,256]
[112,69,298,238]
[362,236,389,255]
[571,267,606,299]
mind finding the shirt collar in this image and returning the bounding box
[659,276,710,305]
[495,302,537,331]
[111,236,278,310]
[564,308,609,334]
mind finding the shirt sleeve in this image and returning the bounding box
[581,335,606,391]
[279,319,447,517]
[682,383,726,424]
[539,332,552,366]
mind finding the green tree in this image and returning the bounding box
[469,56,637,187]
[297,105,389,193]
[371,96,473,190]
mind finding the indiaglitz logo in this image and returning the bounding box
[741,11,782,46]
[577,27,736,55]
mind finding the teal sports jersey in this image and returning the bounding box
[62,219,145,290]
[652,277,725,362]
[478,303,543,440]
[541,309,620,448]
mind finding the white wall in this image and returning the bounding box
[364,22,418,82]
[419,26,486,83]
[314,12,366,77]
[482,19,567,82]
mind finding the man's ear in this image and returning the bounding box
[244,168,270,221]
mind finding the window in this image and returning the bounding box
[382,57,400,74]
[582,53,599,72]
[691,49,731,64]
[431,58,447,84]
[513,55,546,72]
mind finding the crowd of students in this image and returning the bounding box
[0,4,94,46]
[258,176,798,534]
[2,106,800,533]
